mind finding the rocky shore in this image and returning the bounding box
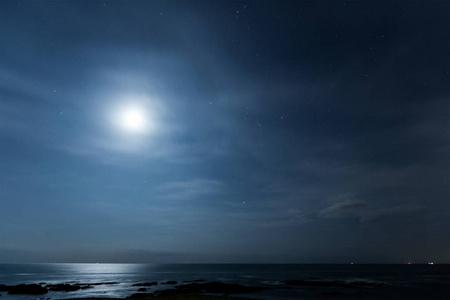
[0,278,384,299]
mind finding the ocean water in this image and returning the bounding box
[0,263,449,299]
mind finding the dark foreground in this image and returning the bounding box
[0,278,411,300]
[1,264,449,300]
[0,281,267,298]
[64,297,252,300]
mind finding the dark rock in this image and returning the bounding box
[38,283,46,285]
[7,284,48,295]
[47,283,81,292]
[80,285,94,289]
[127,293,155,298]
[132,282,158,287]
[283,280,349,287]
[321,291,344,296]
[0,285,8,292]
[350,281,382,287]
[137,288,147,292]
[161,281,177,285]
[65,281,118,288]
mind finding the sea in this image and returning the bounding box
[0,264,449,300]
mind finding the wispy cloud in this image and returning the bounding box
[155,178,225,201]
[319,199,367,219]
[319,199,421,222]
[254,209,311,228]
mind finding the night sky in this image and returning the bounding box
[0,1,449,264]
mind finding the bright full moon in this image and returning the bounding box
[120,108,146,132]
[114,105,152,134]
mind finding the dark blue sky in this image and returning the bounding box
[0,1,449,263]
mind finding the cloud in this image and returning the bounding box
[319,199,421,222]
[319,199,367,219]
[155,178,225,201]
[257,209,311,228]
[360,204,422,222]
[0,67,55,101]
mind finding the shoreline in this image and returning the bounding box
[0,278,385,299]
[0,281,267,299]
[63,296,255,300]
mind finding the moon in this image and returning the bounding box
[119,107,147,132]
[114,105,152,135]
